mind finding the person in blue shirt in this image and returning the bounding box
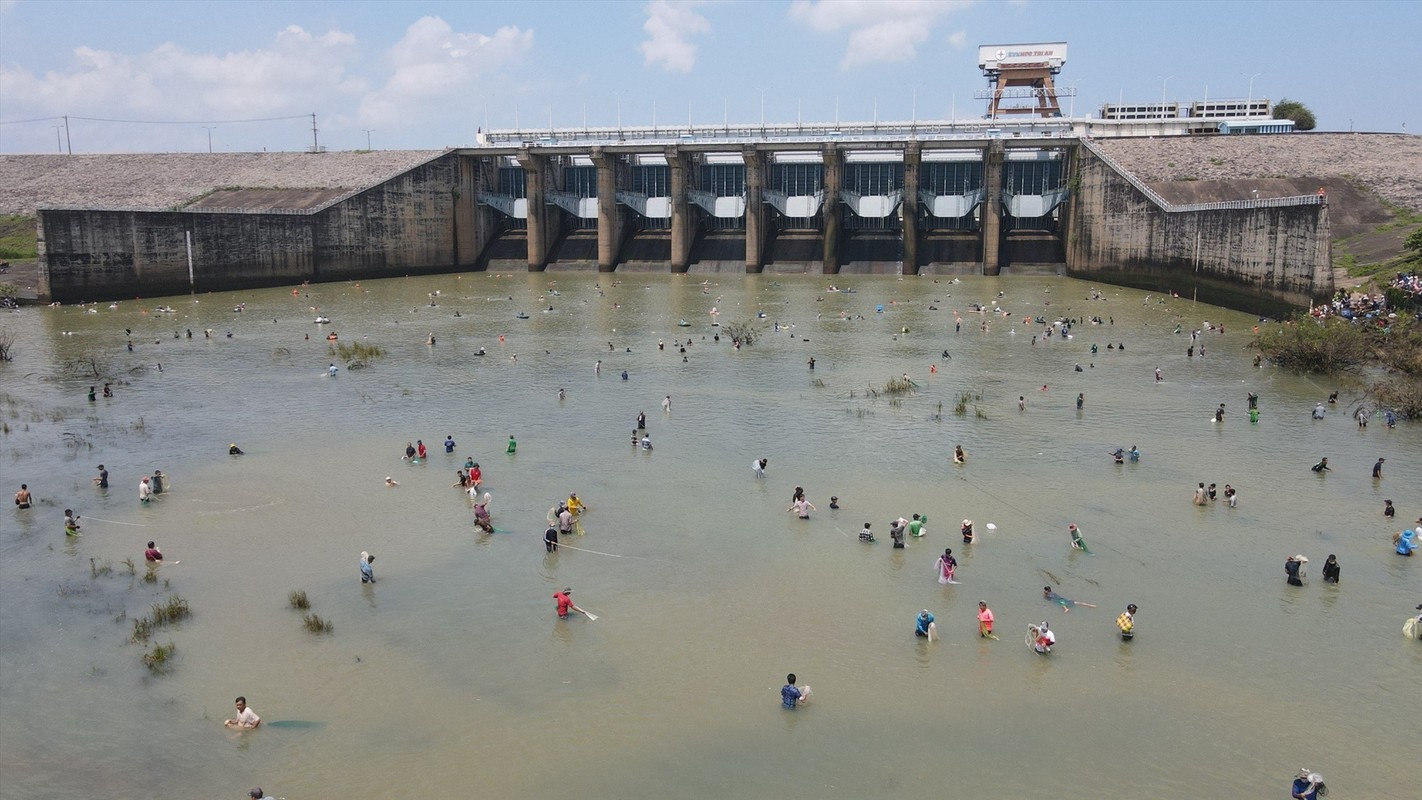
[780,673,809,709]
[1290,769,1324,799]
[359,551,375,584]
[915,610,936,640]
[444,435,456,453]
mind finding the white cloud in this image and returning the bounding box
[359,17,533,125]
[639,0,710,73]
[0,24,361,119]
[947,30,968,50]
[789,0,975,69]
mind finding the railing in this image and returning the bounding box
[1079,138,1323,213]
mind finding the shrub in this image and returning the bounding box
[1252,316,1367,374]
[288,590,310,610]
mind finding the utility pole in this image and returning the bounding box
[363,129,374,150]
[63,115,72,155]
[310,112,319,152]
[52,125,62,153]
[202,126,215,153]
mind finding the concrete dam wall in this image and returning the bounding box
[1065,142,1332,313]
[38,152,482,302]
[22,134,1343,311]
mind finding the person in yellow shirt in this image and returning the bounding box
[1116,604,1138,640]
[567,493,589,515]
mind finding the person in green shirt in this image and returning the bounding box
[506,435,517,454]
[908,513,926,537]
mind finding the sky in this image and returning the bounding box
[0,0,1417,154]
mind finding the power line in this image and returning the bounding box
[1,113,311,126]
[0,116,65,126]
[68,114,313,125]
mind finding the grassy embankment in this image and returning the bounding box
[1332,202,1422,286]
[0,215,38,260]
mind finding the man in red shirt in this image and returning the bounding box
[553,587,587,620]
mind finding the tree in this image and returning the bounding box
[1405,226,1422,255]
[1273,99,1316,131]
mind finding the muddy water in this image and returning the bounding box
[0,273,1415,800]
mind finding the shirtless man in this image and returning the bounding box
[14,484,32,509]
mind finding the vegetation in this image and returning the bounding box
[1406,227,1422,256]
[882,376,915,395]
[1253,313,1422,417]
[0,328,11,362]
[0,215,38,260]
[720,321,757,346]
[141,642,176,675]
[149,594,191,626]
[1273,99,1316,131]
[288,590,310,610]
[302,614,333,634]
[331,340,385,367]
[1252,317,1368,373]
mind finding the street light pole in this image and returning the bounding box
[1242,72,1263,103]
[1158,75,1173,112]
[612,90,625,135]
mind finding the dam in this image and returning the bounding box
[8,120,1361,311]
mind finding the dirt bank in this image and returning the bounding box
[0,150,445,216]
[1095,133,1422,212]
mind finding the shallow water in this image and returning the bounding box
[0,273,1416,800]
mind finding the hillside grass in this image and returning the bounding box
[0,216,38,260]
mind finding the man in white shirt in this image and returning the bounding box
[751,458,767,478]
[138,477,153,504]
[224,696,260,729]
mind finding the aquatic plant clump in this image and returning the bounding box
[302,614,333,634]
[331,341,385,367]
[288,590,310,610]
[149,595,190,626]
[141,642,176,675]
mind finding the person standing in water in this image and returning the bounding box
[506,435,517,454]
[139,476,153,504]
[359,552,376,584]
[224,697,261,729]
[781,674,810,709]
[662,395,671,412]
[1116,604,1138,640]
[1321,554,1340,583]
[1068,524,1090,552]
[1311,457,1330,473]
[977,602,996,638]
[787,497,815,519]
[915,610,937,640]
[637,411,646,430]
[751,458,768,478]
[444,435,456,454]
[64,509,81,536]
[1372,457,1384,479]
[1076,393,1084,410]
[936,549,958,584]
[145,541,164,562]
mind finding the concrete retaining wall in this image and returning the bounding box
[39,152,479,302]
[1066,145,1331,314]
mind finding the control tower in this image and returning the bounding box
[977,43,1069,119]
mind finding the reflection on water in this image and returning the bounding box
[1,273,1417,800]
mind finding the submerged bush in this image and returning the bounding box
[1252,317,1367,374]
